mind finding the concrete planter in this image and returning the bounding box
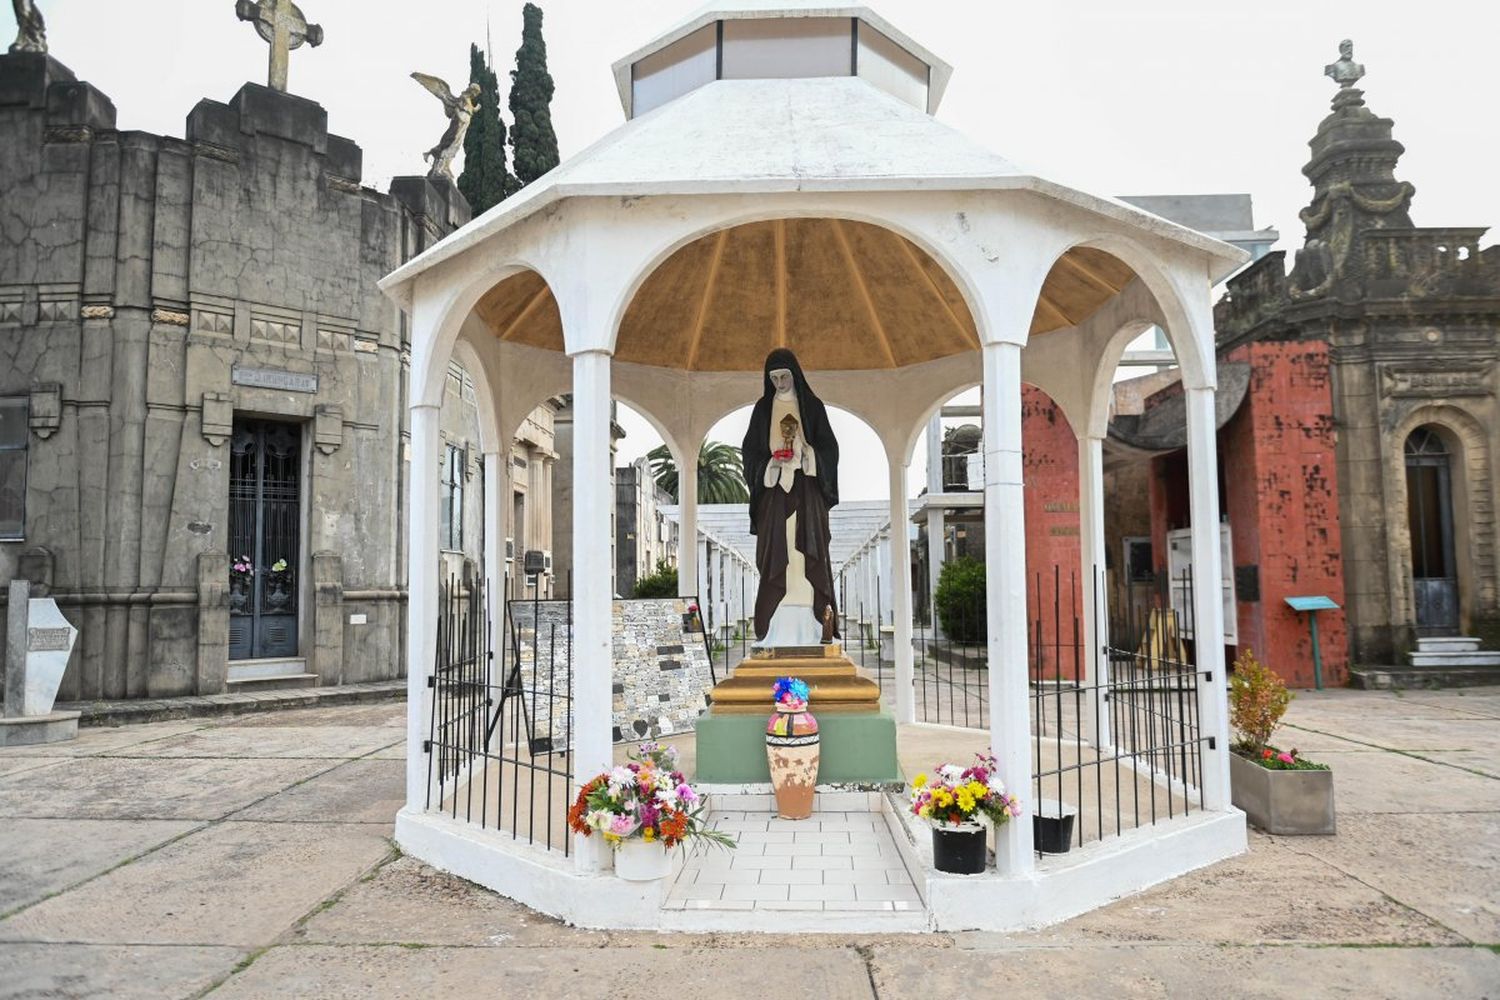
[1230,752,1336,835]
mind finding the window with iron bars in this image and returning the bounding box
[441,443,465,551]
[0,397,27,540]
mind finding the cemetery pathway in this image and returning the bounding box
[0,689,1496,998]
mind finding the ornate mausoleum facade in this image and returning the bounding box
[1215,45,1500,666]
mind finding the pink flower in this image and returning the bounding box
[608,814,638,836]
[1277,752,1294,764]
[675,783,698,804]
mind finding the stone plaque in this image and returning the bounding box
[27,627,71,652]
[5,588,78,719]
[232,366,319,393]
[1380,365,1492,399]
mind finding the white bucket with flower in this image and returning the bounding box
[569,742,735,881]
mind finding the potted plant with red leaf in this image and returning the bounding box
[1228,648,1335,835]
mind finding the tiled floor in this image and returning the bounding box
[665,804,923,913]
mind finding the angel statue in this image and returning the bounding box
[411,72,482,183]
[11,0,48,54]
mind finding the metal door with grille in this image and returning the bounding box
[229,419,302,658]
[1406,427,1459,634]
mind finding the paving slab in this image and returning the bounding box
[233,758,406,826]
[1,821,391,947]
[1005,830,1462,947]
[220,704,406,730]
[1421,750,1500,779]
[0,758,64,779]
[884,942,1500,999]
[0,942,241,1000]
[0,720,211,759]
[0,818,199,916]
[1313,750,1500,815]
[1288,811,1500,944]
[124,725,401,760]
[1396,690,1500,719]
[1285,717,1500,754]
[294,855,606,947]
[211,944,879,1000]
[1285,690,1485,724]
[0,755,334,820]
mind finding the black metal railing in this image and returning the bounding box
[423,574,575,854]
[1029,567,1206,856]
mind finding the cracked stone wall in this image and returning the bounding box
[0,52,482,699]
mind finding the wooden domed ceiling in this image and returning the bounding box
[474,220,1138,371]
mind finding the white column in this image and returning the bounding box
[925,507,946,635]
[483,448,509,742]
[981,340,1034,872]
[889,462,915,723]
[714,547,727,636]
[570,350,614,869]
[677,446,698,598]
[1078,434,1111,749]
[926,413,944,494]
[877,528,893,626]
[406,402,442,811]
[1185,385,1231,811]
[696,537,710,607]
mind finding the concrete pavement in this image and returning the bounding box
[0,689,1496,998]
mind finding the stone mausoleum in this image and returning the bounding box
[0,30,562,701]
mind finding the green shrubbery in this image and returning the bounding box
[632,561,678,599]
[935,556,986,643]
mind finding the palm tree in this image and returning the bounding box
[647,440,749,503]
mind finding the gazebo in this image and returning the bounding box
[382,1,1247,931]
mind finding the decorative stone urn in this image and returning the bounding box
[1230,753,1336,835]
[766,677,819,819]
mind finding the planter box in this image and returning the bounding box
[1230,753,1336,835]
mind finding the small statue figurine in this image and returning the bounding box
[10,0,46,54]
[1324,39,1364,89]
[821,604,836,645]
[411,72,482,183]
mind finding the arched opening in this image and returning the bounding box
[1405,425,1460,634]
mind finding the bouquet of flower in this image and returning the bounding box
[231,555,253,576]
[773,676,810,711]
[909,752,1022,828]
[568,742,734,850]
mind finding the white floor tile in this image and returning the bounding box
[824,900,896,912]
[729,854,792,869]
[722,883,790,902]
[791,855,853,870]
[792,831,850,844]
[789,883,857,902]
[758,867,825,885]
[762,841,824,857]
[823,868,889,886]
[685,899,754,910]
[669,883,727,901]
[854,884,922,902]
[735,830,795,844]
[755,899,824,911]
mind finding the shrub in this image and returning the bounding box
[632,561,678,599]
[935,556,986,644]
[1228,647,1292,755]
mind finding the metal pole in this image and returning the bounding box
[1309,611,1324,691]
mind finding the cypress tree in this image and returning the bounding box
[508,3,559,189]
[457,43,513,214]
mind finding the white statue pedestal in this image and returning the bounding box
[2,580,80,747]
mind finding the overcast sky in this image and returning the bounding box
[28,1,1499,501]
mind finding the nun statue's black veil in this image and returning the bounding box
[741,349,840,641]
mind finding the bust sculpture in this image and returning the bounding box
[741,349,840,645]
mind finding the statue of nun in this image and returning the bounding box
[742,349,840,645]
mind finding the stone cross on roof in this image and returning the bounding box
[1324,39,1365,89]
[235,0,323,93]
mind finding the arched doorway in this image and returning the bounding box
[1405,426,1459,634]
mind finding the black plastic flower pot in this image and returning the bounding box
[931,824,987,874]
[1032,798,1077,854]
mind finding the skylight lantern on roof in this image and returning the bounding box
[613,3,952,118]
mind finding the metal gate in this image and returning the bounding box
[229,418,302,659]
[1406,427,1459,634]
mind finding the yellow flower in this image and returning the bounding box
[604,833,620,845]
[918,804,933,818]
[912,773,928,789]
[956,789,975,812]
[967,780,987,799]
[642,826,656,842]
[933,789,953,808]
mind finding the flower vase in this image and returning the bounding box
[765,705,820,819]
[931,822,987,874]
[614,839,672,881]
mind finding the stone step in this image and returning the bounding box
[1414,636,1481,653]
[1350,664,1500,690]
[226,672,321,692]
[1408,650,1500,668]
[228,657,308,681]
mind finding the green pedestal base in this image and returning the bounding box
[694,709,902,784]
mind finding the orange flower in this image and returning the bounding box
[568,776,605,835]
[659,810,689,846]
